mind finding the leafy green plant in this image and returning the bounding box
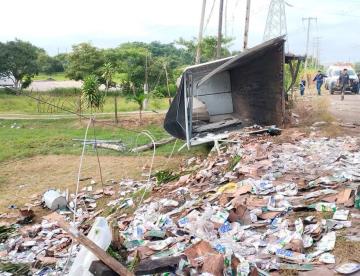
[102,62,119,123]
[128,93,145,124]
[153,170,180,185]
[82,75,104,112]
[228,155,242,171]
[0,262,30,275]
[0,225,15,242]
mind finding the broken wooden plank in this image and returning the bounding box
[45,213,134,276]
[131,137,176,153]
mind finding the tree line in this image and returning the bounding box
[0,37,235,97]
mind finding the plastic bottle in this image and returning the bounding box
[68,217,112,276]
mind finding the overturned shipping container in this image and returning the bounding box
[164,36,302,147]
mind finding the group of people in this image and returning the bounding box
[299,68,350,101]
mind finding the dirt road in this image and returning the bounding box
[328,94,360,124]
[28,80,82,91]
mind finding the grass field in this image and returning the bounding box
[33,72,69,81]
[0,117,207,163]
[0,89,170,114]
[32,72,126,82]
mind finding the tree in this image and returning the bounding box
[102,62,119,123]
[129,92,145,125]
[82,75,104,112]
[37,50,64,74]
[54,53,69,72]
[176,36,234,63]
[0,39,40,89]
[66,43,104,81]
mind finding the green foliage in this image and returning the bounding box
[82,75,104,111]
[54,53,69,71]
[284,62,304,94]
[66,43,105,81]
[37,50,64,74]
[114,45,149,94]
[102,62,116,90]
[21,75,32,89]
[0,89,169,114]
[0,225,15,242]
[0,118,208,163]
[0,39,41,88]
[176,36,234,63]
[154,170,180,185]
[0,262,30,276]
[228,155,242,171]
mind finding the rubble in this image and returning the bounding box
[1,132,360,275]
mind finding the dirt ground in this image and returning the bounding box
[28,80,82,91]
[328,94,360,124]
[0,154,183,213]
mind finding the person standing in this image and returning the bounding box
[339,68,350,101]
[299,80,306,96]
[313,70,326,96]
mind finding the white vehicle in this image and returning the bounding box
[325,65,359,94]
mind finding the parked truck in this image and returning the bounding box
[325,65,359,94]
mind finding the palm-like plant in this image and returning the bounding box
[129,92,145,125]
[102,62,115,93]
[82,75,104,113]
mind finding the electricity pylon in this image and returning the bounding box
[263,0,288,42]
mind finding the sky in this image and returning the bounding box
[0,0,359,65]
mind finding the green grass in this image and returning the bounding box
[0,118,208,163]
[33,72,128,82]
[33,72,68,81]
[0,89,170,114]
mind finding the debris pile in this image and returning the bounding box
[119,134,360,275]
[1,132,360,275]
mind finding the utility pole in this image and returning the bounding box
[224,0,228,37]
[302,17,317,70]
[217,0,224,59]
[195,0,207,64]
[313,36,321,69]
[243,0,251,50]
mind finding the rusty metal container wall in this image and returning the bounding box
[230,42,285,126]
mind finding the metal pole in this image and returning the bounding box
[243,0,251,50]
[217,0,224,59]
[195,0,207,64]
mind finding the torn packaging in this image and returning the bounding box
[184,240,217,267]
[202,254,225,276]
